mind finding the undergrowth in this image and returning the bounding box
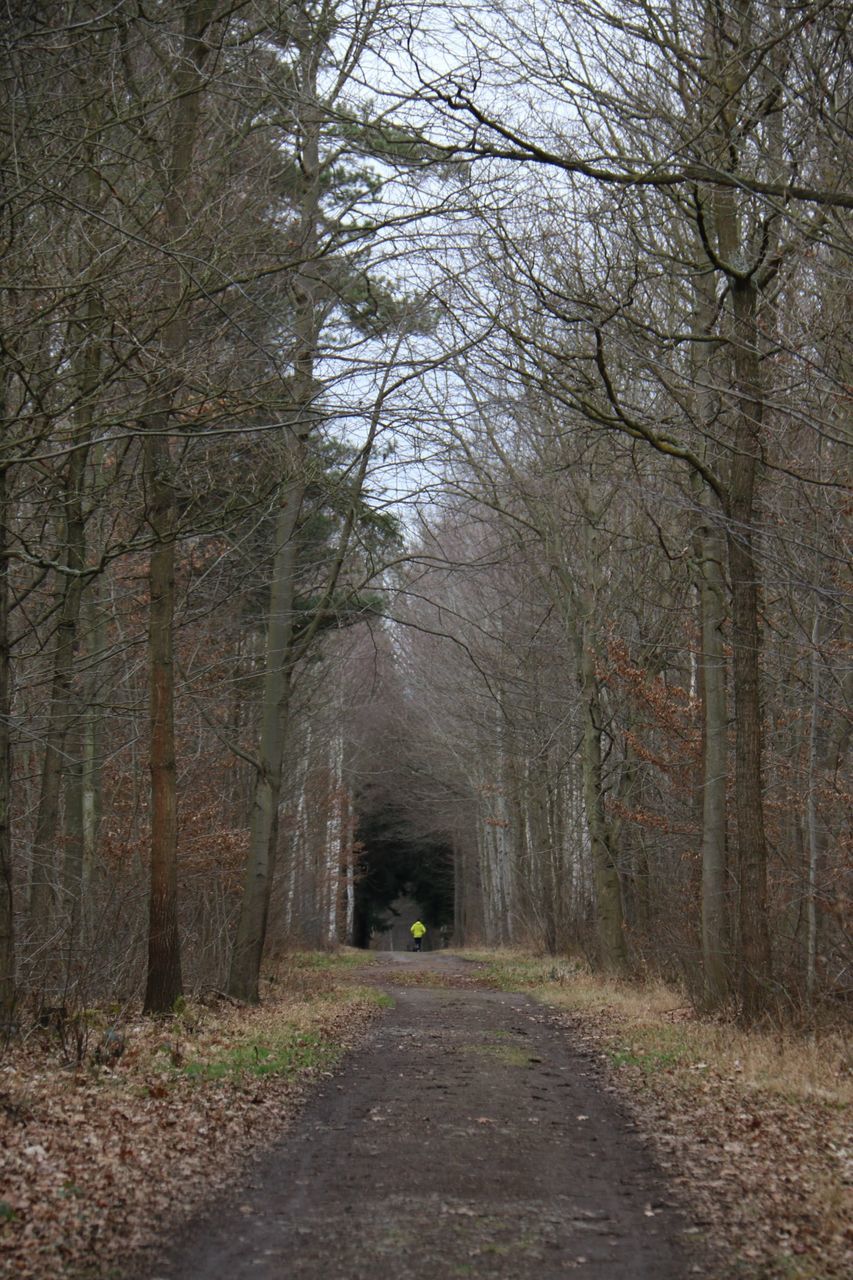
[0,952,388,1279]
[460,947,851,1279]
[181,1029,338,1082]
[462,948,851,1105]
[274,948,369,973]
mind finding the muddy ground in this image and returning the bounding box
[146,954,709,1279]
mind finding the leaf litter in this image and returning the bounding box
[0,972,383,1279]
[549,1004,852,1280]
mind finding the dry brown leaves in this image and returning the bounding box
[0,981,382,1280]
[554,1006,852,1280]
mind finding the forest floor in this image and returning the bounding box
[464,952,852,1280]
[0,951,849,1280]
[0,954,387,1279]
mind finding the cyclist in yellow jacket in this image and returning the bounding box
[410,920,427,952]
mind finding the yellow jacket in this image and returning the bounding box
[410,921,427,938]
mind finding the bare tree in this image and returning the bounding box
[0,457,13,1023]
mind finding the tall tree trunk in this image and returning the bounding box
[28,442,89,941]
[804,608,823,1005]
[727,276,773,1020]
[0,462,14,1024]
[579,610,627,972]
[547,766,569,950]
[62,689,85,950]
[80,585,104,905]
[27,80,107,947]
[688,242,731,1008]
[692,0,774,1020]
[228,473,303,1001]
[140,0,215,1014]
[228,18,323,999]
[142,426,183,1013]
[695,514,730,1006]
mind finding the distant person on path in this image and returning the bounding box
[410,920,427,952]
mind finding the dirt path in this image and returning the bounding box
[147,955,703,1279]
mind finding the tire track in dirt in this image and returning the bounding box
[148,956,705,1279]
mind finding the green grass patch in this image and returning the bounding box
[277,949,368,973]
[609,1045,684,1073]
[606,1022,698,1075]
[459,949,580,991]
[174,983,391,1085]
[310,983,394,1010]
[370,990,396,1009]
[181,1029,338,1082]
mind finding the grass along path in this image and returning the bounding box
[460,951,851,1280]
[0,953,386,1280]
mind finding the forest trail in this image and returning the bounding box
[148,954,701,1280]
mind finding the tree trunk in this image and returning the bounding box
[579,613,627,972]
[0,462,15,1024]
[804,608,822,1004]
[62,700,85,950]
[689,244,731,1009]
[28,442,89,941]
[142,428,183,1013]
[227,475,303,1001]
[80,586,104,906]
[547,767,569,950]
[139,0,215,1014]
[228,18,323,998]
[697,517,730,1006]
[727,277,773,1020]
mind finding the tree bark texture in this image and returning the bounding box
[141,0,216,1013]
[580,619,627,972]
[143,429,183,1014]
[727,277,773,1019]
[228,476,303,1001]
[697,525,730,1007]
[27,441,89,940]
[688,241,731,1009]
[0,463,15,1023]
[804,609,822,1004]
[62,713,85,948]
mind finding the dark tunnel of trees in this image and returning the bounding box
[352,804,455,949]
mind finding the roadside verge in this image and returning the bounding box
[0,953,386,1280]
[463,951,851,1280]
